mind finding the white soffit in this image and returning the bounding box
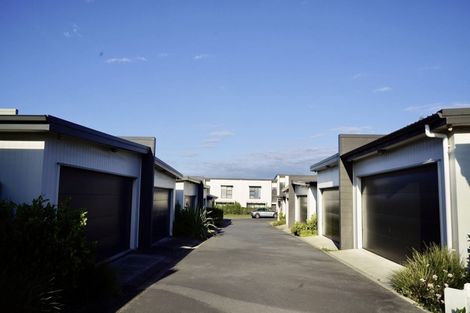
[0,141,45,149]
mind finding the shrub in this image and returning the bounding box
[391,244,470,313]
[207,207,224,227]
[291,214,317,237]
[272,212,286,226]
[216,202,251,215]
[0,197,107,312]
[173,207,217,240]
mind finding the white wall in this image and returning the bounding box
[307,186,317,219]
[351,137,446,251]
[0,141,45,204]
[42,136,143,250]
[208,179,272,207]
[154,169,177,236]
[451,133,470,263]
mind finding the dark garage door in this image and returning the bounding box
[58,166,133,261]
[322,188,340,243]
[152,188,171,242]
[299,195,308,222]
[362,164,441,263]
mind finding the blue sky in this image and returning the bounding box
[1,0,470,178]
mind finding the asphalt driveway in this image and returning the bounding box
[119,219,422,313]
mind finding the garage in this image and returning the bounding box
[58,166,134,261]
[298,195,308,222]
[322,187,340,242]
[361,164,441,263]
[152,188,171,242]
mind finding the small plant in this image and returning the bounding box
[290,214,317,237]
[391,244,470,313]
[207,207,224,227]
[173,207,217,240]
[272,212,286,226]
[216,202,251,215]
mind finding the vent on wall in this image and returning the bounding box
[0,108,18,115]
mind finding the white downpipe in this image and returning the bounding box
[425,124,452,249]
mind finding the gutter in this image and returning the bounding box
[424,124,452,249]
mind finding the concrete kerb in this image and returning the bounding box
[270,223,429,312]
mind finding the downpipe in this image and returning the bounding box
[425,124,452,249]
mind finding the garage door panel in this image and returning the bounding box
[59,166,133,261]
[152,188,171,242]
[362,164,440,263]
[322,188,340,242]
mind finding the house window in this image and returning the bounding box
[221,185,233,199]
[249,186,261,199]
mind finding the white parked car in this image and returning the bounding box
[250,208,278,219]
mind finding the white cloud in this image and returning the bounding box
[181,147,336,178]
[63,23,81,38]
[202,130,234,148]
[330,126,373,134]
[352,73,366,80]
[105,56,148,64]
[373,86,392,93]
[193,54,212,61]
[158,52,169,58]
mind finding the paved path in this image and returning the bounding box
[119,219,422,313]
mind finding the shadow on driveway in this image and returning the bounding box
[79,220,233,313]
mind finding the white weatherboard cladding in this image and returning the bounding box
[184,182,199,196]
[352,138,443,177]
[154,170,176,189]
[42,137,142,249]
[208,179,272,207]
[451,133,470,261]
[0,141,45,203]
[154,170,177,236]
[351,137,445,250]
[316,167,339,189]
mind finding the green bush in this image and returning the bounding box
[0,196,111,312]
[216,202,251,215]
[391,244,470,313]
[272,212,286,226]
[207,207,224,227]
[291,214,317,237]
[173,207,217,240]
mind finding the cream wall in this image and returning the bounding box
[451,133,470,262]
[208,178,272,207]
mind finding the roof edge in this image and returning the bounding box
[310,153,339,172]
[154,157,183,179]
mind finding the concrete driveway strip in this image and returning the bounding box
[119,219,422,313]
